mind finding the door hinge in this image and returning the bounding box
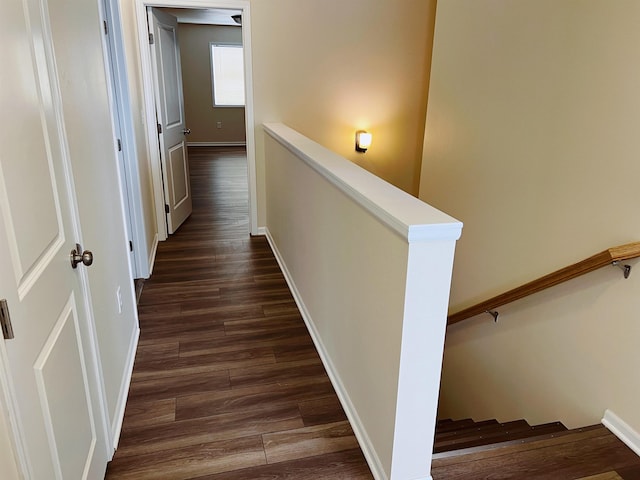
[165,204,170,214]
[103,20,108,35]
[129,240,133,252]
[0,300,15,340]
[149,33,154,44]
[157,123,162,134]
[117,139,122,152]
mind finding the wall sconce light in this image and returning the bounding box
[355,130,372,153]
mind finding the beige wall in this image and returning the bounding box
[178,23,246,144]
[252,0,436,198]
[420,1,640,431]
[266,135,406,476]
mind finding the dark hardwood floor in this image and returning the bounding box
[105,147,373,479]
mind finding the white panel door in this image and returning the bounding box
[0,0,108,478]
[149,8,193,234]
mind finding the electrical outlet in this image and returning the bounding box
[116,286,123,314]
[216,121,222,129]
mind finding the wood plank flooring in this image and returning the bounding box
[105,147,373,479]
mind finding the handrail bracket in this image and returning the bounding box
[612,261,632,279]
[485,310,499,322]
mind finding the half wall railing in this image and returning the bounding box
[262,123,462,480]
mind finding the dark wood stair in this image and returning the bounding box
[434,417,568,454]
[432,418,640,479]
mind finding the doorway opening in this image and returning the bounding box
[136,0,257,245]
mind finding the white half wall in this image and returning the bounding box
[264,123,461,479]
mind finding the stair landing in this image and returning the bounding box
[432,420,640,479]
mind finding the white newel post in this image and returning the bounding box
[391,237,460,480]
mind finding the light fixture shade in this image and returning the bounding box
[356,130,372,152]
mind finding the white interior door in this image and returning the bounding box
[0,0,108,478]
[149,8,192,234]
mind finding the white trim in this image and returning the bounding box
[101,0,151,279]
[254,226,267,236]
[239,4,258,235]
[263,123,462,243]
[136,1,168,242]
[110,326,140,452]
[265,227,387,480]
[147,232,159,277]
[187,141,246,147]
[134,0,259,239]
[602,409,640,457]
[0,331,31,478]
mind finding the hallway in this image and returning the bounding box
[105,147,373,479]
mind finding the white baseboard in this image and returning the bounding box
[602,409,640,457]
[187,141,246,147]
[147,233,158,277]
[264,228,387,480]
[110,325,139,453]
[254,226,267,236]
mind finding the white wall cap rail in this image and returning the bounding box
[264,123,462,243]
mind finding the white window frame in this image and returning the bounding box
[210,43,245,107]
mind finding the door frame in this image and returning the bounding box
[102,0,150,279]
[135,0,258,241]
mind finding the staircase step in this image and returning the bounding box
[435,420,530,445]
[432,424,601,461]
[436,418,500,441]
[434,418,476,433]
[431,425,640,479]
[436,418,453,425]
[435,419,532,452]
[434,420,568,453]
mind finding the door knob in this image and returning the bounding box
[70,244,94,269]
[183,128,191,135]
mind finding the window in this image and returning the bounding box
[210,44,245,107]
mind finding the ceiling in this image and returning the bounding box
[161,8,241,26]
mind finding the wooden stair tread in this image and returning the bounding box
[434,417,567,453]
[433,422,576,458]
[431,425,640,479]
[435,419,530,446]
[434,418,475,433]
[434,421,569,453]
[433,424,606,465]
[435,418,501,439]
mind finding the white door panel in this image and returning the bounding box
[0,0,108,477]
[149,7,192,234]
[33,296,96,480]
[169,144,189,207]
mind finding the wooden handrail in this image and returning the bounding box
[447,242,640,326]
